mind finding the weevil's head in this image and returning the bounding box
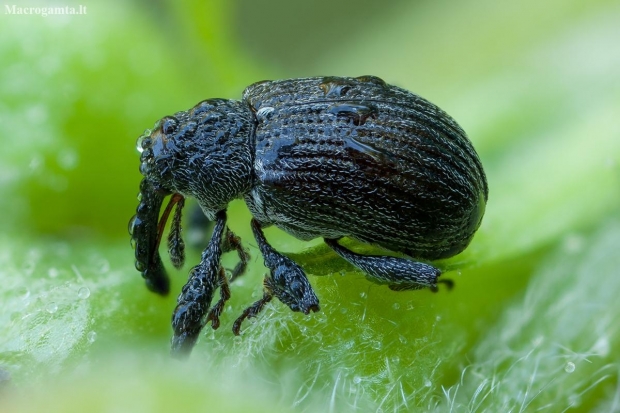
[136,99,254,215]
[129,99,254,294]
[265,260,320,315]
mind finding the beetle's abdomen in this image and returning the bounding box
[244,76,488,260]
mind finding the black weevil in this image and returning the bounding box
[128,75,488,356]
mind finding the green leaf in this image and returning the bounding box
[2,0,620,412]
[436,219,620,411]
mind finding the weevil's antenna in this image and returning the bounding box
[164,194,186,269]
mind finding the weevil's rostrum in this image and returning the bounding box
[129,75,488,357]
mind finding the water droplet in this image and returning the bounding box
[48,267,59,278]
[605,157,615,168]
[17,287,30,300]
[563,235,584,254]
[392,302,400,310]
[57,148,78,170]
[135,260,146,272]
[46,302,58,314]
[314,312,328,324]
[353,375,362,384]
[568,394,581,407]
[390,356,400,365]
[136,140,144,154]
[29,155,43,171]
[130,238,137,249]
[564,362,575,373]
[22,261,35,276]
[424,379,432,387]
[136,132,152,153]
[328,103,377,126]
[398,335,408,344]
[87,331,97,343]
[255,106,274,121]
[139,161,149,175]
[359,292,367,299]
[96,259,110,274]
[319,77,353,97]
[371,341,382,350]
[78,287,91,299]
[355,75,387,87]
[10,312,21,322]
[342,340,355,350]
[128,215,141,235]
[344,136,395,165]
[26,104,48,124]
[593,336,610,356]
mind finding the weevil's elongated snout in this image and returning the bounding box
[129,179,169,294]
[130,115,192,295]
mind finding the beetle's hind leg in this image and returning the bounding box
[324,238,452,292]
[222,227,250,282]
[205,267,231,330]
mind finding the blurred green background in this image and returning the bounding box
[1,0,619,411]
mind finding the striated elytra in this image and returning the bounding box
[128,75,488,357]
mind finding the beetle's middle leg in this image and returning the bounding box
[324,238,453,292]
[233,219,319,335]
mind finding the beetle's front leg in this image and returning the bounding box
[171,210,227,357]
[202,227,249,330]
[233,219,319,335]
[324,238,453,292]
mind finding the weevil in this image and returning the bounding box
[128,75,488,356]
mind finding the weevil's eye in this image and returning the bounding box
[162,117,178,135]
